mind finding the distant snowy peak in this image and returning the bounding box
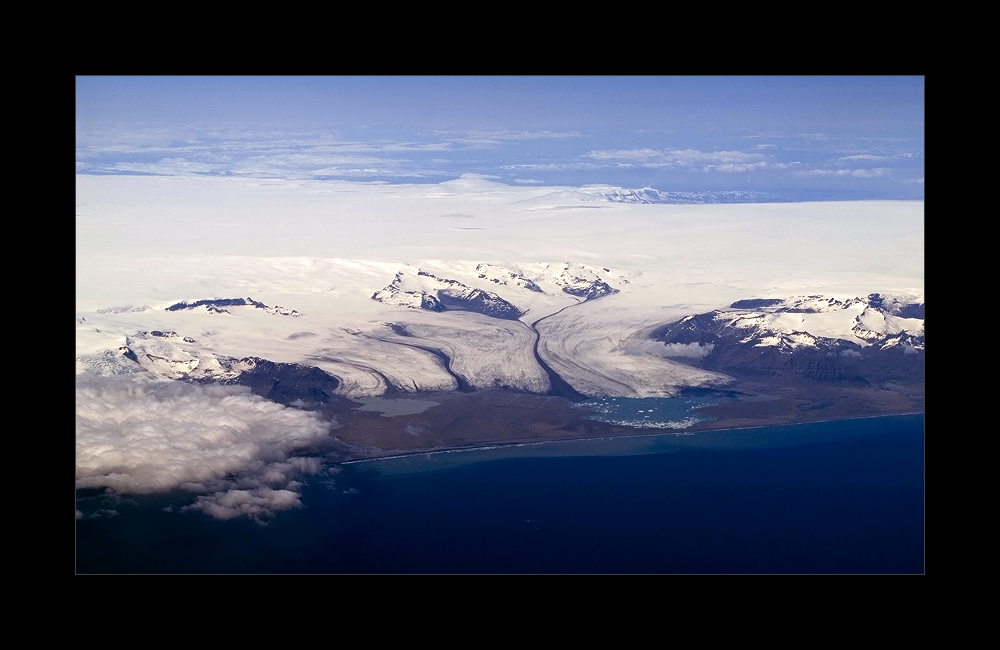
[164,297,301,316]
[586,186,783,204]
[129,330,197,343]
[589,187,676,204]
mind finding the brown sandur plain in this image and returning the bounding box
[311,378,924,462]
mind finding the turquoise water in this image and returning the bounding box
[572,394,729,430]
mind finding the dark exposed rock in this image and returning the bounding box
[418,293,447,312]
[386,323,412,337]
[550,265,620,301]
[561,279,618,301]
[650,306,924,387]
[894,302,925,319]
[436,287,523,319]
[730,298,783,309]
[200,357,341,407]
[165,297,300,316]
[373,271,524,320]
[117,346,139,363]
[475,263,545,293]
[167,297,268,311]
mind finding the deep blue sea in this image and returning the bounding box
[75,413,924,574]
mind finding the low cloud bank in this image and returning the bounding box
[76,376,334,521]
[620,339,715,360]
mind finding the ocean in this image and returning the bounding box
[75,413,924,574]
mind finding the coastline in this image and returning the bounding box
[335,411,925,467]
[318,381,924,465]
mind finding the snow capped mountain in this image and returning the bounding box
[474,263,544,293]
[371,268,524,320]
[166,296,302,317]
[370,262,626,319]
[656,293,923,351]
[651,293,925,385]
[80,328,341,406]
[545,262,621,300]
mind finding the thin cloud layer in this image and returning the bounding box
[76,77,923,198]
[795,167,891,178]
[74,125,922,197]
[587,147,782,173]
[76,376,333,521]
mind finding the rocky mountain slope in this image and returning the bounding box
[650,293,925,385]
[370,262,624,318]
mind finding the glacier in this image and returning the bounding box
[75,175,924,520]
[77,175,924,401]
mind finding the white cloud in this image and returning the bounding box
[654,342,715,359]
[445,129,585,147]
[713,161,778,173]
[501,162,601,172]
[839,154,885,162]
[75,126,460,180]
[587,148,663,161]
[795,167,892,178]
[618,339,715,359]
[76,376,333,521]
[111,158,217,175]
[182,486,306,521]
[585,148,778,173]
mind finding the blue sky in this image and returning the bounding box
[76,76,924,200]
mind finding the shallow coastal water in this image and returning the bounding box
[76,413,924,574]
